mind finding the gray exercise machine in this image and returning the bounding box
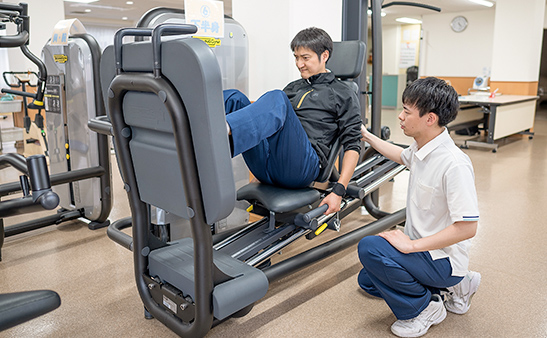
[41,30,112,227]
[0,154,61,331]
[98,22,406,336]
[90,8,252,241]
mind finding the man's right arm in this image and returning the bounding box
[361,125,404,164]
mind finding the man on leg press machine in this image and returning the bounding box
[102,22,406,337]
[222,27,361,215]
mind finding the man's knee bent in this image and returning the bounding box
[224,89,251,113]
[259,89,290,108]
[358,235,391,263]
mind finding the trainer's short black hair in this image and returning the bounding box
[402,77,460,127]
[290,27,333,62]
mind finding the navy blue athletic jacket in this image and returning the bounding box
[283,72,362,169]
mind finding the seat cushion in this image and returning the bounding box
[237,183,320,213]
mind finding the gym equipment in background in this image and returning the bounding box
[0,3,112,260]
[0,154,61,329]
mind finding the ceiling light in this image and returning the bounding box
[396,17,422,24]
[469,0,494,7]
[64,0,99,3]
[126,1,134,4]
[122,17,128,20]
[84,9,91,12]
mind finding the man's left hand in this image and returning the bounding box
[378,229,416,254]
[319,192,343,215]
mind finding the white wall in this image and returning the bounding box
[6,0,65,73]
[0,30,10,90]
[382,25,400,75]
[490,0,545,82]
[232,0,342,101]
[420,9,495,78]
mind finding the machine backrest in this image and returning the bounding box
[328,40,366,92]
[315,40,365,183]
[100,36,235,224]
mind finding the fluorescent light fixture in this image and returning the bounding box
[469,0,494,7]
[64,0,99,3]
[396,17,422,24]
[84,9,91,12]
[122,17,128,20]
[126,1,134,4]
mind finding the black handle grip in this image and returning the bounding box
[114,28,153,74]
[2,71,39,87]
[303,204,329,223]
[0,3,29,48]
[0,153,28,174]
[346,184,364,199]
[0,31,28,48]
[1,88,37,99]
[88,115,113,136]
[151,24,198,77]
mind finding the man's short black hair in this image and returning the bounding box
[402,77,459,127]
[290,27,333,62]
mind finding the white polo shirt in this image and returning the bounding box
[400,128,479,277]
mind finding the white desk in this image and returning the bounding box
[0,100,22,114]
[458,95,538,152]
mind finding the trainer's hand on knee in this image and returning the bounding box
[378,229,415,254]
[319,193,342,215]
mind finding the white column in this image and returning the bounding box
[232,0,342,101]
[490,0,545,82]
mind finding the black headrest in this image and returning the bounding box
[327,40,366,80]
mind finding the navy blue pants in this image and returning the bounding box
[357,236,463,320]
[223,89,319,189]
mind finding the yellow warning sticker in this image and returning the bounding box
[193,36,221,48]
[54,54,68,63]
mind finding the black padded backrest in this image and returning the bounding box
[315,138,340,183]
[314,41,365,182]
[328,41,366,80]
[101,37,235,224]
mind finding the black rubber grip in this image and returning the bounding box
[303,204,329,223]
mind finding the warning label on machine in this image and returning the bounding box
[54,54,68,63]
[193,36,221,48]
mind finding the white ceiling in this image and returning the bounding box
[64,0,495,27]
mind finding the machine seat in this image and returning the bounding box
[237,183,320,214]
[237,136,341,214]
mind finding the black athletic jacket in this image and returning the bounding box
[283,72,362,169]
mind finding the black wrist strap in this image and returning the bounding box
[332,183,346,197]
